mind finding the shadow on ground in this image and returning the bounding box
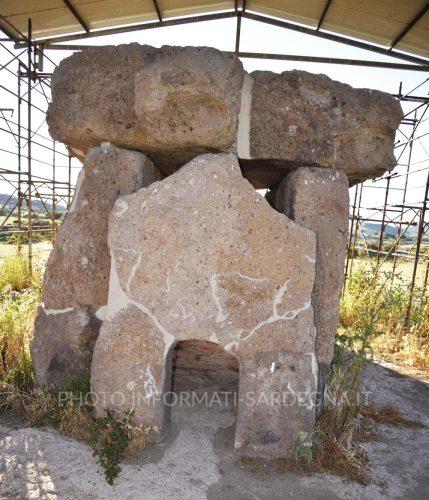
[0,361,428,499]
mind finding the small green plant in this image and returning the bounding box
[90,411,132,485]
[0,378,148,485]
[292,430,324,465]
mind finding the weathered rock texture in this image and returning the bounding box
[47,44,156,160]
[134,46,244,172]
[48,44,244,171]
[275,167,349,414]
[91,153,318,458]
[31,306,98,387]
[32,145,161,387]
[47,44,402,187]
[43,145,161,309]
[248,71,402,186]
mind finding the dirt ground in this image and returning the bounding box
[0,360,428,499]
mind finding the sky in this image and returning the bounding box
[0,15,428,220]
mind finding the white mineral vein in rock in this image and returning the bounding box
[126,251,143,293]
[180,304,195,322]
[106,256,175,356]
[141,366,158,399]
[237,74,253,159]
[43,306,74,316]
[209,273,227,323]
[235,272,268,283]
[224,340,239,351]
[241,280,311,342]
[114,198,129,217]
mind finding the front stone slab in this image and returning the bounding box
[91,153,317,458]
[275,167,349,414]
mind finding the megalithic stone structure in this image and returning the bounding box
[91,153,318,458]
[275,167,349,416]
[33,43,402,459]
[31,146,162,387]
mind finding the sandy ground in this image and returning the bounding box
[0,361,428,499]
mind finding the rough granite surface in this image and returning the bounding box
[43,146,161,309]
[249,70,402,186]
[31,305,98,388]
[32,146,161,387]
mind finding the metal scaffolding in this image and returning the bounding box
[0,23,77,269]
[344,78,429,322]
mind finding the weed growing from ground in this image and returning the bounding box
[340,267,428,370]
[291,430,324,465]
[0,377,148,484]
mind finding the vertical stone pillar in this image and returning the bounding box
[275,167,349,415]
[91,305,174,443]
[31,145,162,387]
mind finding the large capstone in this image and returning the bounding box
[247,70,402,186]
[47,44,402,187]
[133,46,244,172]
[47,44,156,160]
[275,167,349,414]
[32,145,162,387]
[48,44,244,169]
[91,153,318,458]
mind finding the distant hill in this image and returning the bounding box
[361,221,427,242]
[0,193,67,214]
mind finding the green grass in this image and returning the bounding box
[340,265,428,371]
[0,241,52,260]
[349,256,427,288]
[0,255,43,386]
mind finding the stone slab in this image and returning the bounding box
[48,44,244,173]
[47,44,402,187]
[31,306,98,388]
[43,145,161,310]
[249,70,402,186]
[275,167,349,414]
[91,152,318,458]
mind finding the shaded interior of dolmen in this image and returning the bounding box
[170,341,239,430]
[172,340,239,396]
